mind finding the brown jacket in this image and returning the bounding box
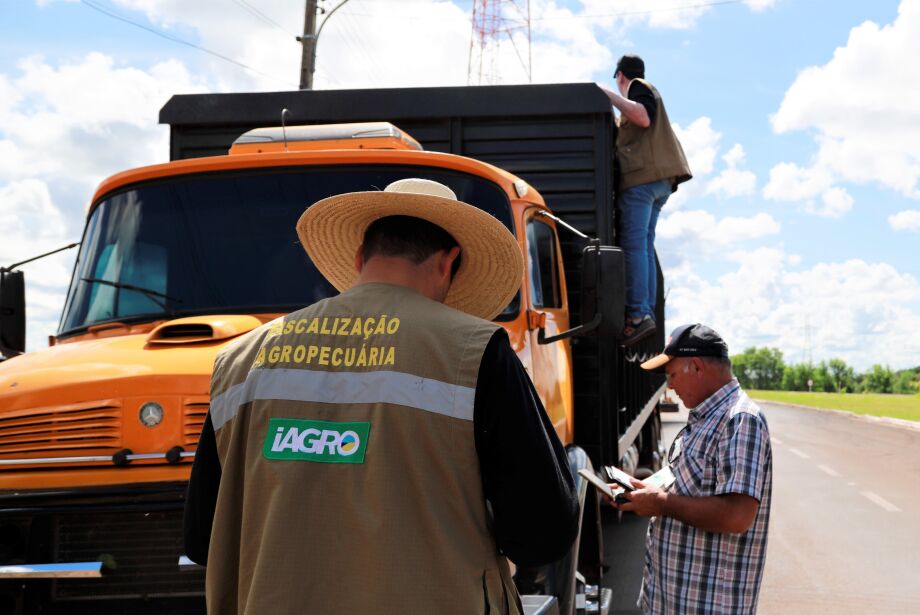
[205,283,522,614]
[616,78,692,191]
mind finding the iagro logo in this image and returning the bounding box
[263,418,370,464]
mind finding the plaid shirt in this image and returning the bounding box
[639,379,772,615]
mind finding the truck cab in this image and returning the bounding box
[0,121,588,614]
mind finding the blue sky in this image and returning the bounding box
[2,0,919,370]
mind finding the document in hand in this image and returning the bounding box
[577,468,617,499]
[579,464,678,506]
[604,465,677,491]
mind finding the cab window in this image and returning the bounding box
[526,219,561,309]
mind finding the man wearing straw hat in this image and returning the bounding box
[184,178,579,614]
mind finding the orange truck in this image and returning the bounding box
[0,84,667,615]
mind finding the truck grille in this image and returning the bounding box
[53,509,205,602]
[182,399,209,448]
[0,400,121,456]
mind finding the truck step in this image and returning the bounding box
[581,587,613,615]
[522,594,560,615]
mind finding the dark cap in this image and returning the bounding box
[640,323,729,371]
[615,54,645,79]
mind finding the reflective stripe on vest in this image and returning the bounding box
[210,367,476,430]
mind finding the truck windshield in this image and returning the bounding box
[59,165,517,335]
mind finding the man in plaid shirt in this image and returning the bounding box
[612,323,772,614]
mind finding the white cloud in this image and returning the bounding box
[806,186,853,218]
[575,0,778,31]
[0,52,205,189]
[664,117,720,209]
[762,162,853,217]
[665,252,920,370]
[664,119,759,209]
[592,0,710,31]
[722,143,745,168]
[889,209,920,231]
[763,161,832,201]
[102,0,474,89]
[743,0,779,11]
[317,2,471,88]
[768,0,920,200]
[705,144,756,198]
[706,168,757,199]
[105,0,301,90]
[673,117,720,177]
[527,1,615,84]
[658,210,780,251]
[0,180,76,350]
[0,180,66,242]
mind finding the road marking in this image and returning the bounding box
[788,447,810,459]
[860,491,901,512]
[817,464,840,477]
[772,437,784,445]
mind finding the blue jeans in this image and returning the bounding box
[619,179,671,321]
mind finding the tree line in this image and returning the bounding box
[730,347,919,394]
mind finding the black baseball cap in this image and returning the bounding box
[640,323,729,371]
[615,54,645,79]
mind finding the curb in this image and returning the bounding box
[751,398,920,432]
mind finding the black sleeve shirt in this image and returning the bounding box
[184,410,219,565]
[185,329,579,568]
[627,80,657,125]
[473,329,579,567]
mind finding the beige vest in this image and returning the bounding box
[205,283,521,615]
[616,78,693,191]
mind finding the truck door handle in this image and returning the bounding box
[527,310,546,331]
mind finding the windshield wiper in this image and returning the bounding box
[80,277,182,316]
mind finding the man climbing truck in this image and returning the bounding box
[0,83,667,615]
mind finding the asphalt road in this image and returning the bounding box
[602,400,920,614]
[757,401,920,614]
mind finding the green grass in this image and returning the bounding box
[748,390,920,422]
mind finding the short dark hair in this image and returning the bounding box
[615,54,645,80]
[362,215,461,277]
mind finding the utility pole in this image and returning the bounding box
[298,0,351,90]
[298,0,319,89]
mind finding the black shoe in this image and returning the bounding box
[621,316,656,347]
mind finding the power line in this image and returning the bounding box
[336,11,385,86]
[231,0,296,37]
[79,0,296,88]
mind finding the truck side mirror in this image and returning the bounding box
[580,244,625,340]
[538,243,625,344]
[0,270,26,358]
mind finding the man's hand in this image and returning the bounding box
[597,83,651,128]
[605,477,759,534]
[609,478,667,517]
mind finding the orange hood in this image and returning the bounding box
[0,315,264,412]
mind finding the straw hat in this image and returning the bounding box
[297,178,524,320]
